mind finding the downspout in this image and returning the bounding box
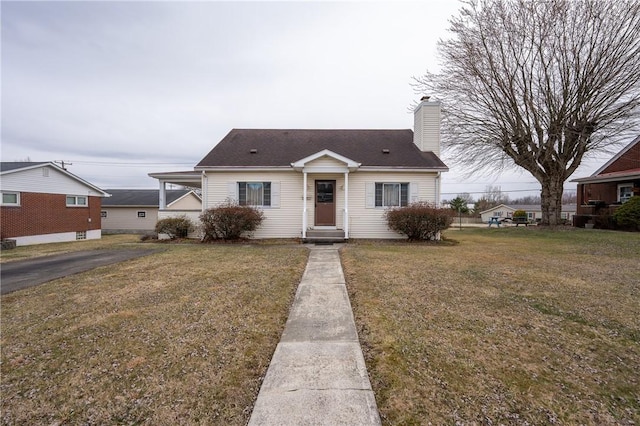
[201,170,207,211]
[436,172,441,207]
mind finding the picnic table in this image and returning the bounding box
[512,217,529,226]
[488,217,501,227]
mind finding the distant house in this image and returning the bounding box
[0,162,109,246]
[149,98,448,241]
[571,135,640,226]
[479,204,577,224]
[101,189,201,234]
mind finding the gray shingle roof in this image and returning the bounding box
[195,129,447,169]
[102,189,190,207]
[0,162,49,173]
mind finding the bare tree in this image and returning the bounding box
[472,186,509,214]
[414,0,640,225]
[484,185,509,205]
[457,192,474,204]
[511,195,541,205]
[561,192,577,205]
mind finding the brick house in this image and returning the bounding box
[0,162,110,246]
[571,135,640,227]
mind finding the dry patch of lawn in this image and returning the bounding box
[342,228,640,425]
[0,234,141,263]
[1,242,308,425]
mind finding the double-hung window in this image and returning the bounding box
[375,183,408,207]
[618,184,633,203]
[66,195,87,207]
[239,182,271,207]
[1,192,20,206]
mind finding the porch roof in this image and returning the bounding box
[147,171,202,187]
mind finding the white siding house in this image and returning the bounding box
[102,189,201,234]
[479,204,577,224]
[150,98,448,241]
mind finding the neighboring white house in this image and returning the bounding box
[479,204,577,223]
[149,98,448,240]
[101,189,201,234]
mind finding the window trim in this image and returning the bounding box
[137,211,147,218]
[66,195,88,207]
[618,183,633,203]
[1,192,21,206]
[375,182,409,208]
[238,181,271,207]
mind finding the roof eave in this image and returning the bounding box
[571,172,640,184]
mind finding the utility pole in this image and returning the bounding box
[55,160,72,170]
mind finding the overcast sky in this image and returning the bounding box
[2,1,609,200]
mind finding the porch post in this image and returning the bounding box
[302,171,308,239]
[159,180,167,209]
[344,171,349,239]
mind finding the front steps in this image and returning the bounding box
[304,229,346,244]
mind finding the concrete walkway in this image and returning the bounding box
[249,245,381,425]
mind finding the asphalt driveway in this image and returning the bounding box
[1,249,159,295]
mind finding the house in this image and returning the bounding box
[101,189,202,234]
[479,204,577,224]
[571,134,640,226]
[0,162,109,246]
[149,98,448,240]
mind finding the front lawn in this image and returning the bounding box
[342,228,640,425]
[1,241,308,425]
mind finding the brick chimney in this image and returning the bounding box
[413,96,441,156]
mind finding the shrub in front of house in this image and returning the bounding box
[513,209,527,219]
[385,202,454,241]
[613,196,640,231]
[200,201,265,241]
[155,216,194,239]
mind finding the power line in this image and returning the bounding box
[441,188,576,195]
[65,160,195,166]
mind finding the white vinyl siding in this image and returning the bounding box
[203,170,438,239]
[306,156,344,168]
[350,172,438,239]
[167,193,202,210]
[1,165,105,196]
[209,172,301,238]
[101,207,159,231]
[413,102,441,156]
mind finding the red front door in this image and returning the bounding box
[315,180,336,226]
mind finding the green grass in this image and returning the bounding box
[342,228,640,425]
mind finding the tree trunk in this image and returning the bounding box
[540,176,564,226]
